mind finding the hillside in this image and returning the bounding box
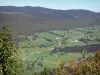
[0,6,100,36]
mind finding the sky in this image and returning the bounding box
[0,0,100,12]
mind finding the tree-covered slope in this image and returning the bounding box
[0,6,100,36]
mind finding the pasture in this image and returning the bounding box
[19,26,100,75]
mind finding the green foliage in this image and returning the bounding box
[56,61,69,75]
[40,67,50,75]
[81,49,87,59]
[0,25,22,75]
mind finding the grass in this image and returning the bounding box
[20,26,100,48]
[22,48,93,74]
[19,26,100,75]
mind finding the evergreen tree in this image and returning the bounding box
[0,25,22,75]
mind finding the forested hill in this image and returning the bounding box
[0,6,100,35]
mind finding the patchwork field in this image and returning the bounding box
[19,26,100,75]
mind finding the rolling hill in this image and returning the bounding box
[0,6,100,36]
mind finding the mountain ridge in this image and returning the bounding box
[0,6,100,36]
[0,6,99,13]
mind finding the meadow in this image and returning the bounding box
[19,26,100,75]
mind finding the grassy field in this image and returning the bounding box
[19,26,100,75]
[22,48,94,75]
[22,51,83,75]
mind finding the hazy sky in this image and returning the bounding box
[0,0,100,12]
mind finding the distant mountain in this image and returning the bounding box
[0,6,100,35]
